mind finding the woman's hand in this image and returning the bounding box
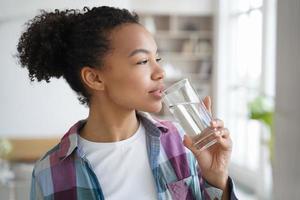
[183,96,232,191]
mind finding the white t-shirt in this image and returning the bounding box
[78,122,157,200]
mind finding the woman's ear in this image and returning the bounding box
[80,66,105,91]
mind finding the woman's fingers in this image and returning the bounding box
[220,128,230,138]
[215,128,232,150]
[203,96,212,114]
[183,134,197,153]
[211,119,224,129]
[183,128,217,151]
[183,127,231,152]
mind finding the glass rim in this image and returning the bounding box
[162,78,189,96]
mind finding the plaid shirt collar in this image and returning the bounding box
[57,111,169,160]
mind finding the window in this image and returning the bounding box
[215,0,276,198]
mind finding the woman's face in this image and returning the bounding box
[98,23,165,113]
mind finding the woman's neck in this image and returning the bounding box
[79,98,140,143]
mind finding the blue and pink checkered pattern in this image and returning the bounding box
[30,112,237,200]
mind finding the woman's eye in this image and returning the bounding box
[137,59,149,65]
[136,57,162,65]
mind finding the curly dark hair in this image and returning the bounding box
[17,6,139,105]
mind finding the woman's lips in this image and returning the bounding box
[149,85,165,93]
[149,89,163,98]
[149,84,165,98]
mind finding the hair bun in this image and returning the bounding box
[17,9,77,82]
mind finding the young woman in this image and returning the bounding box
[17,6,237,200]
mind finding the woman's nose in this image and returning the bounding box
[151,64,165,80]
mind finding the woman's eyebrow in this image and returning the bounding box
[128,48,158,57]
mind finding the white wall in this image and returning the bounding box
[273,0,300,199]
[130,0,212,15]
[0,0,130,138]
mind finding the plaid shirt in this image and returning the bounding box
[30,112,238,200]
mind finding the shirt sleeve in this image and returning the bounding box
[200,173,239,200]
[30,170,44,200]
[228,176,239,200]
[198,169,223,199]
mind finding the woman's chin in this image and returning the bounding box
[142,104,163,113]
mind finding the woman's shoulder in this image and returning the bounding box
[32,143,61,177]
[32,120,84,177]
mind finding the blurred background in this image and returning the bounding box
[0,0,299,199]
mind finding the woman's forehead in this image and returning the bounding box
[109,23,158,56]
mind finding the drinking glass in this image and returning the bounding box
[162,78,218,151]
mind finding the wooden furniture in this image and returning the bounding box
[7,138,60,162]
